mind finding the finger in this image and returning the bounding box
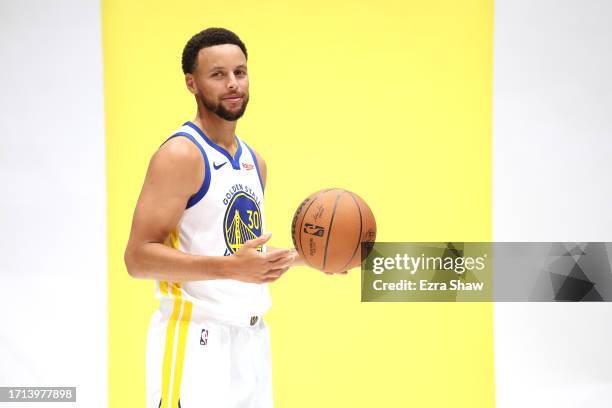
[275,248,298,257]
[268,266,290,275]
[264,248,292,262]
[266,266,290,278]
[243,232,272,248]
[268,254,296,269]
[263,269,288,283]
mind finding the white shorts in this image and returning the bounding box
[146,300,273,408]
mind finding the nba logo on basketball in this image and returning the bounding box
[200,329,209,346]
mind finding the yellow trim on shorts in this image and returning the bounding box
[171,300,193,406]
[160,292,193,407]
[161,295,182,408]
[160,252,191,408]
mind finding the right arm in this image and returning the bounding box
[124,136,294,283]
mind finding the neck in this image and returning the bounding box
[193,107,238,150]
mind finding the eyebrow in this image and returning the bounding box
[209,64,248,72]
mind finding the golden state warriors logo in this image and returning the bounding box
[224,191,262,254]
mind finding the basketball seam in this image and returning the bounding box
[298,189,335,267]
[322,190,344,271]
[291,197,310,248]
[337,192,363,273]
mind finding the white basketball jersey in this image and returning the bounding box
[155,121,270,321]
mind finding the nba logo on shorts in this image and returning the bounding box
[200,329,209,346]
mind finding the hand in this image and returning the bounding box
[268,246,304,267]
[227,233,296,283]
[267,245,348,276]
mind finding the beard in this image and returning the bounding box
[199,92,249,121]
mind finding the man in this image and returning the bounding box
[124,28,332,408]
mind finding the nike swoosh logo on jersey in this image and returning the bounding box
[213,161,227,170]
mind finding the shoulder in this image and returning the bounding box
[147,135,205,194]
[158,135,202,160]
[154,135,204,170]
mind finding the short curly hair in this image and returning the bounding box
[181,27,248,74]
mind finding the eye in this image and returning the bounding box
[235,70,247,77]
[212,72,224,77]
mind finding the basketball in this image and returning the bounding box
[291,188,377,274]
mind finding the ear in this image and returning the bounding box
[185,74,197,95]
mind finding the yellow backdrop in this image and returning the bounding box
[103,0,493,406]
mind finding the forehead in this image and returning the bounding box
[196,44,247,71]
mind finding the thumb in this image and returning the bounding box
[243,232,272,248]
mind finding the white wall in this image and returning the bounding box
[493,0,612,406]
[0,1,107,406]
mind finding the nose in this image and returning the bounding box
[227,73,238,90]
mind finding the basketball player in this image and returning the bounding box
[124,28,346,408]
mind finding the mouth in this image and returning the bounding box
[222,95,243,102]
